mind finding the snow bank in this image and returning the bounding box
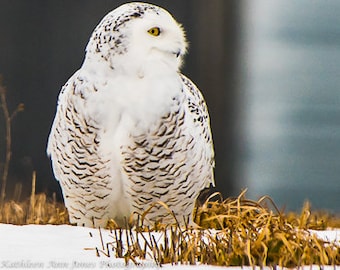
[0,224,338,269]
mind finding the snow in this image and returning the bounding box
[0,224,338,270]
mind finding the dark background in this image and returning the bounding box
[1,1,339,212]
[0,1,241,201]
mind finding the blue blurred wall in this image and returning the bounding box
[238,0,340,212]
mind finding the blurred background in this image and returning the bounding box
[0,0,339,212]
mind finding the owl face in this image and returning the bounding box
[85,3,188,75]
[127,7,187,70]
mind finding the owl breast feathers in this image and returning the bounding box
[47,2,214,227]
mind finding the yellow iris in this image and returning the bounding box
[148,27,161,36]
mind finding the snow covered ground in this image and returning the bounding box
[0,224,338,270]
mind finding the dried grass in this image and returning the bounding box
[0,172,69,225]
[0,193,69,225]
[97,190,340,267]
[0,182,339,267]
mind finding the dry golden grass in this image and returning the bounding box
[0,187,339,267]
[0,171,69,225]
[192,190,340,266]
[0,193,69,225]
[98,190,340,267]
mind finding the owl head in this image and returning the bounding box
[84,2,188,76]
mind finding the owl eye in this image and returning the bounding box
[147,27,161,36]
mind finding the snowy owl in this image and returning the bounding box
[47,2,214,227]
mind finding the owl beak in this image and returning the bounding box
[173,50,181,58]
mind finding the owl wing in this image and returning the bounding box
[47,72,114,226]
[47,76,75,183]
[180,74,215,187]
[47,72,103,183]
